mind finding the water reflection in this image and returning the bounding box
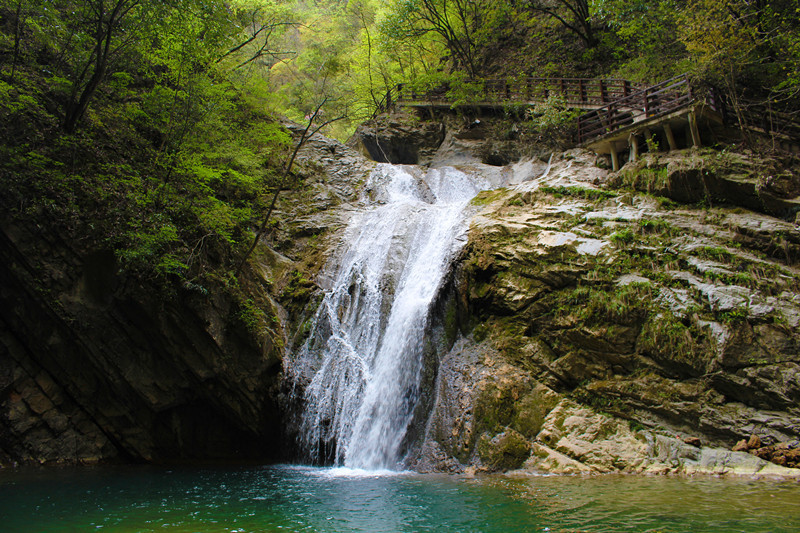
[1,465,798,532]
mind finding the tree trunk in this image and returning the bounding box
[10,0,23,84]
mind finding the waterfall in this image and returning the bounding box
[289,163,488,470]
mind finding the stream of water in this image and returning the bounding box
[289,164,488,469]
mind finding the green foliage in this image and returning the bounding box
[678,0,800,99]
[619,165,670,193]
[526,93,580,136]
[638,218,674,236]
[0,0,297,286]
[639,311,707,368]
[282,269,316,302]
[609,228,635,247]
[237,297,269,335]
[560,282,652,325]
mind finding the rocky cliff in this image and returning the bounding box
[0,128,368,466]
[3,107,799,476]
[353,110,800,476]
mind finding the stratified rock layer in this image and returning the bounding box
[413,146,800,477]
[0,222,283,464]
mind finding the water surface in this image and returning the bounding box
[2,465,799,532]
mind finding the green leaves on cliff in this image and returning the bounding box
[0,0,298,283]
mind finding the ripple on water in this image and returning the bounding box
[1,466,800,532]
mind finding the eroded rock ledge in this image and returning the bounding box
[413,147,800,477]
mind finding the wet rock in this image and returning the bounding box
[523,443,593,474]
[533,399,650,473]
[0,215,288,465]
[349,113,445,165]
[477,428,531,471]
[682,436,702,447]
[732,439,749,452]
[427,142,800,476]
[619,150,800,221]
[646,434,799,477]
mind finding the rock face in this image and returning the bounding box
[348,109,546,168]
[349,112,445,165]
[617,150,800,221]
[411,145,800,477]
[0,223,284,464]
[0,125,370,466]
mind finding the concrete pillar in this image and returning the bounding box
[643,128,655,152]
[663,123,678,151]
[609,143,620,171]
[629,134,640,162]
[688,111,702,148]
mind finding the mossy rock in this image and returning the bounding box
[511,384,561,439]
[477,428,531,471]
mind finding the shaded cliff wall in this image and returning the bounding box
[0,218,285,465]
[0,126,369,466]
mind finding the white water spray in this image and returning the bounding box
[289,163,488,470]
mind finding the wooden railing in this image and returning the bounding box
[575,74,712,144]
[376,77,637,113]
[737,101,800,141]
[375,73,799,146]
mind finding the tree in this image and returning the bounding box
[235,97,347,276]
[525,0,597,48]
[592,0,685,82]
[62,0,142,132]
[216,4,298,71]
[381,0,494,77]
[679,0,800,101]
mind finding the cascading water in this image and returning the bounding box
[288,163,489,470]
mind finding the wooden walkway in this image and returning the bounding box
[575,75,714,144]
[380,77,638,112]
[378,74,800,167]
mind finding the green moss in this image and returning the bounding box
[571,387,628,415]
[539,185,616,200]
[609,228,636,247]
[443,299,459,346]
[282,269,315,301]
[472,322,490,342]
[236,297,269,335]
[557,283,653,325]
[638,311,708,369]
[638,218,675,235]
[511,389,559,439]
[477,429,531,471]
[471,189,507,206]
[619,165,670,193]
[474,382,519,435]
[695,246,735,262]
